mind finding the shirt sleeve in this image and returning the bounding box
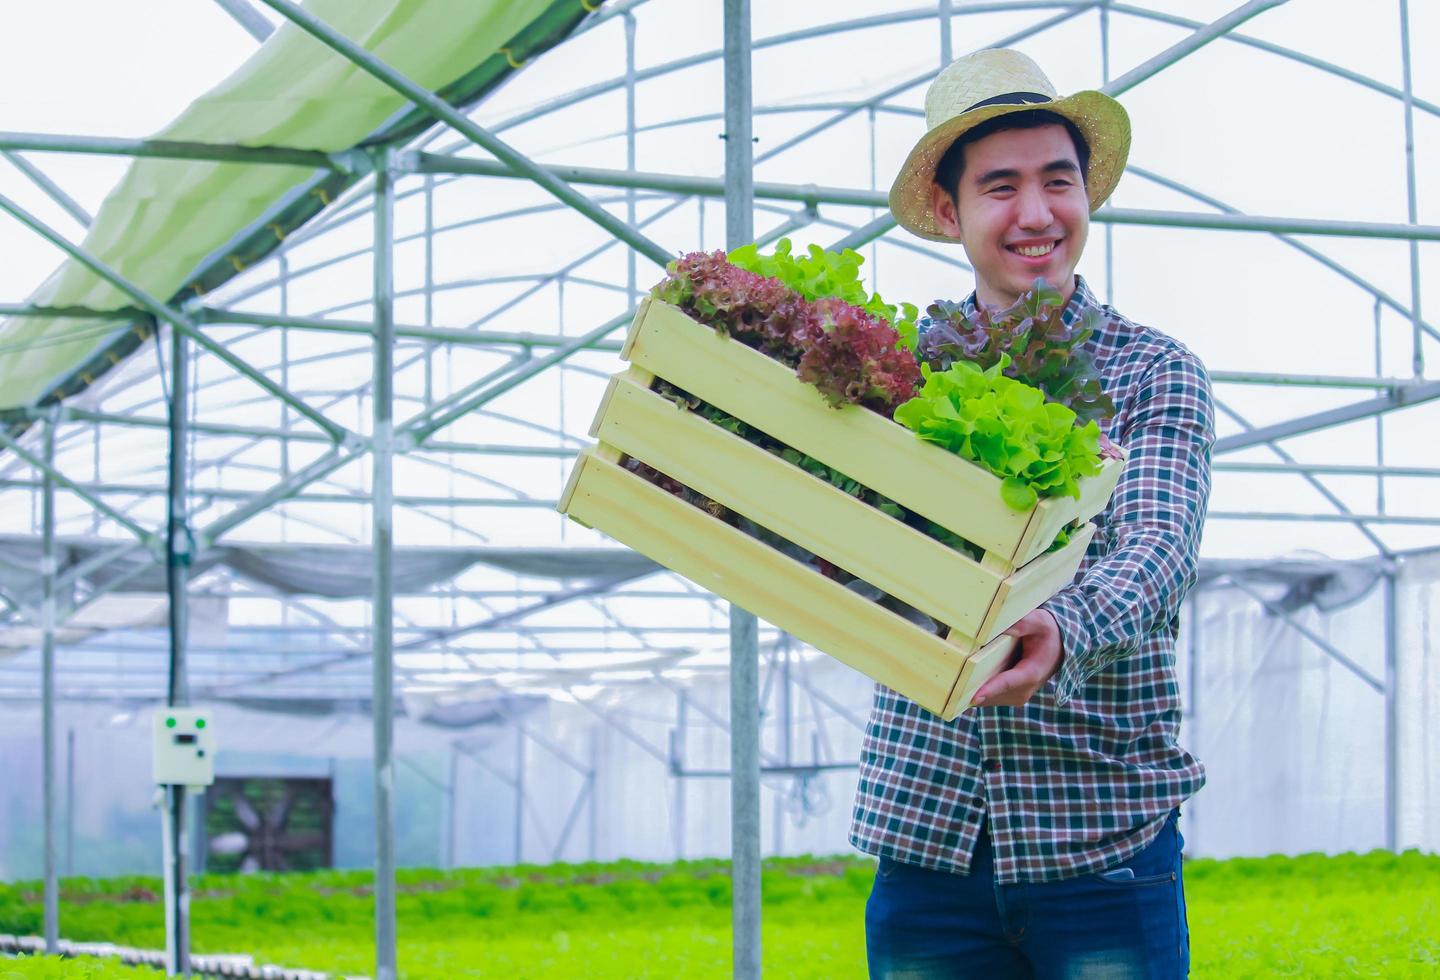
[1041,348,1215,706]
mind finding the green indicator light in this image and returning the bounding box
[166,717,176,729]
[196,719,206,730]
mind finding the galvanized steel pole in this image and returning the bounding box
[41,413,59,953]
[1383,571,1399,851]
[164,324,192,977]
[1398,0,1423,377]
[371,147,399,980]
[723,1,762,977]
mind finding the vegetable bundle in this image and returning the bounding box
[649,241,1112,513]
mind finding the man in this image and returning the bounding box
[851,48,1213,978]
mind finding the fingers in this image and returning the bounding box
[974,661,1041,706]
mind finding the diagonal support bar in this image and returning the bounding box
[0,429,151,542]
[1215,379,1440,453]
[0,191,355,445]
[401,308,633,445]
[1,151,92,227]
[255,0,675,267]
[1102,0,1288,96]
[1221,576,1384,693]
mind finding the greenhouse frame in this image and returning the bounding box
[0,0,1437,977]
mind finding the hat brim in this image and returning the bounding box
[888,90,1131,244]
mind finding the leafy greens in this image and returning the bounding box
[917,278,1115,423]
[893,355,1104,511]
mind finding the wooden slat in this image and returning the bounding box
[625,300,1034,559]
[561,447,971,716]
[943,634,1018,720]
[979,523,1096,643]
[1011,455,1124,567]
[593,372,1003,636]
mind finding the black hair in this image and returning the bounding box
[933,109,1090,205]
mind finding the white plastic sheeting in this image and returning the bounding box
[2,548,1437,880]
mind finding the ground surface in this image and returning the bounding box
[2,850,1438,977]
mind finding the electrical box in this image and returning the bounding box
[152,708,216,787]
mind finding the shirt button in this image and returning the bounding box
[982,758,1001,773]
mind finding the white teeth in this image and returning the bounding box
[1012,243,1055,257]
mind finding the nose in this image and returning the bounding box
[1016,183,1053,232]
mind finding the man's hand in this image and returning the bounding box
[972,608,1064,707]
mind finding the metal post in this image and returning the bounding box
[724,0,760,975]
[587,728,599,862]
[1383,571,1399,851]
[1100,0,1115,304]
[1397,0,1423,377]
[164,323,192,978]
[624,12,639,303]
[41,413,59,953]
[447,745,458,869]
[370,147,398,980]
[66,727,75,877]
[514,730,526,864]
[675,691,688,859]
[938,0,952,66]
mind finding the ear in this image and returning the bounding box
[929,182,962,240]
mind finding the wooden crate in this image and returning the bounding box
[558,298,1123,719]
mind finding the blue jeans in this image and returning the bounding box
[865,810,1189,979]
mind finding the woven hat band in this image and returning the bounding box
[964,91,1053,113]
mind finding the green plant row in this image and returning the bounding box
[3,849,1436,978]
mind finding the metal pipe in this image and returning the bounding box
[1128,166,1439,345]
[1383,570,1399,851]
[1214,461,1440,479]
[723,4,762,974]
[1105,3,1440,120]
[1210,511,1440,527]
[41,413,58,953]
[1221,576,1384,694]
[29,407,575,457]
[401,308,634,446]
[65,727,74,877]
[0,191,353,444]
[0,476,564,509]
[1214,398,1391,555]
[0,150,92,227]
[198,307,625,351]
[1209,371,1415,389]
[0,131,347,169]
[1100,0,1287,96]
[1398,0,1423,377]
[370,148,398,980]
[406,157,1440,241]
[254,0,673,267]
[0,429,152,542]
[1215,378,1440,453]
[163,324,191,977]
[212,0,274,41]
[939,0,952,65]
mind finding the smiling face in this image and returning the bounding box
[930,123,1090,309]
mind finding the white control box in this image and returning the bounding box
[152,708,216,786]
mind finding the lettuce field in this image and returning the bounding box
[2,849,1437,978]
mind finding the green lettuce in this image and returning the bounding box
[727,237,919,351]
[893,355,1104,512]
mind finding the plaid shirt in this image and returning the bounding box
[850,275,1213,884]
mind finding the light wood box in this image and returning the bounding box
[558,298,1122,719]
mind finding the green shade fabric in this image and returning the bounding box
[0,0,545,410]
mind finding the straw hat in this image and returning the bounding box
[889,49,1130,243]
